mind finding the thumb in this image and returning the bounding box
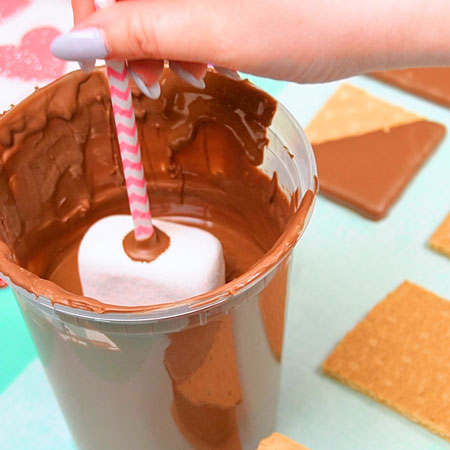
[52,1,232,68]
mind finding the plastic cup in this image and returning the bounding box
[2,74,317,450]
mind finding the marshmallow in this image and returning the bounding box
[78,216,225,306]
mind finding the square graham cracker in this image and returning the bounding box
[371,68,450,108]
[305,84,422,145]
[306,84,445,220]
[257,432,310,450]
[430,212,450,258]
[323,281,450,441]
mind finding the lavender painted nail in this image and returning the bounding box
[79,59,96,73]
[169,62,205,89]
[214,65,240,80]
[51,28,108,61]
[129,70,161,100]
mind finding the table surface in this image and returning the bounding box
[1,1,450,449]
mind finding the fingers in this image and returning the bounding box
[171,62,207,80]
[128,60,208,99]
[169,62,208,89]
[213,66,240,80]
[128,59,163,86]
[128,59,163,99]
[52,1,219,95]
[71,0,96,25]
[56,1,227,66]
[127,60,209,98]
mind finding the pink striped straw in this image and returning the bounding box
[95,0,154,241]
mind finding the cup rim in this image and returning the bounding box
[1,89,317,325]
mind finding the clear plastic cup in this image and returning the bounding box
[3,78,317,449]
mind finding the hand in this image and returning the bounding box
[52,0,450,95]
[55,0,231,96]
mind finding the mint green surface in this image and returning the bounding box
[0,288,36,393]
[276,76,450,450]
[1,76,450,449]
[0,360,75,450]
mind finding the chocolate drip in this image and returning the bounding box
[122,226,170,262]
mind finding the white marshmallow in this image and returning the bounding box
[78,216,225,306]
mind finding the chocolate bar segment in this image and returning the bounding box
[371,68,450,108]
[313,120,445,220]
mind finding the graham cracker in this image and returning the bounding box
[371,68,450,108]
[429,212,450,258]
[323,281,450,441]
[305,84,421,145]
[257,432,310,450]
[312,120,445,220]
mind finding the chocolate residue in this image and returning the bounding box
[259,258,289,362]
[165,316,242,448]
[0,68,314,313]
[123,226,170,262]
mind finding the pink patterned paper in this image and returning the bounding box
[0,0,73,110]
[0,0,31,23]
[0,27,65,81]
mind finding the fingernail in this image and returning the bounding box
[169,62,205,89]
[51,27,108,61]
[79,59,96,73]
[129,69,161,100]
[95,0,115,7]
[214,65,240,80]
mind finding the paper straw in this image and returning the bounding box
[95,0,154,240]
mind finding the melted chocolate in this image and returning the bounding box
[123,227,170,262]
[0,68,314,313]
